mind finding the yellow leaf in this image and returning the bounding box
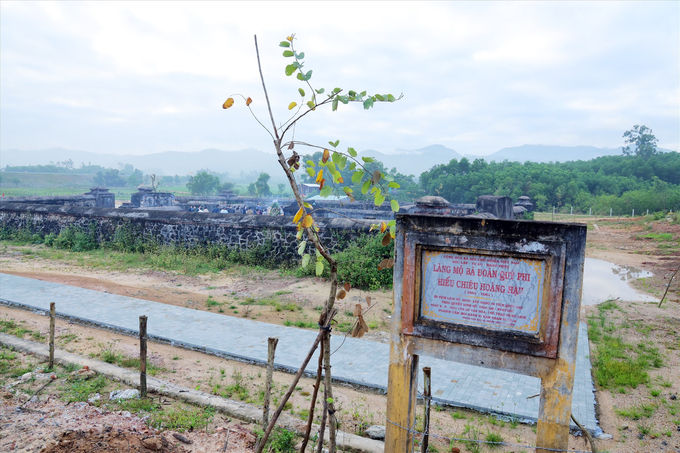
[336,289,346,300]
[222,98,234,109]
[293,207,303,224]
[288,102,297,110]
[315,169,324,183]
[246,97,253,106]
[302,214,314,228]
[337,176,344,183]
[287,36,293,42]
[380,222,387,233]
[322,149,330,163]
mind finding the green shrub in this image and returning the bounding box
[295,233,394,290]
[52,223,99,251]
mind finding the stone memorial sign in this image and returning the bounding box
[385,214,587,453]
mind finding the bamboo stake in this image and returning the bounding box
[421,367,431,453]
[299,335,324,453]
[263,337,279,428]
[139,315,147,398]
[48,303,55,369]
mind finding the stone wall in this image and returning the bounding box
[0,203,370,263]
[1,188,115,209]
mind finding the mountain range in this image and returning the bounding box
[1,144,676,181]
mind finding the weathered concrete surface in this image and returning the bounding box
[0,332,385,453]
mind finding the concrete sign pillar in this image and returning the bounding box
[385,214,586,453]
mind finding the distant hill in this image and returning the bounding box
[367,145,464,176]
[3,144,676,181]
[0,147,285,182]
[482,144,677,163]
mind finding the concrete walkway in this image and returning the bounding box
[0,273,599,433]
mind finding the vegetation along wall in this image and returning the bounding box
[0,203,370,263]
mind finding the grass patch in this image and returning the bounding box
[615,403,656,420]
[0,319,44,340]
[149,405,215,432]
[63,375,107,402]
[0,347,17,375]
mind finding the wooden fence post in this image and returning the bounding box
[421,367,431,453]
[139,316,147,398]
[263,337,279,427]
[48,303,55,369]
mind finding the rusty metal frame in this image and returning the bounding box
[385,214,587,453]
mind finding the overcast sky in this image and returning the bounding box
[1,1,678,158]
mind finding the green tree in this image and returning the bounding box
[94,169,126,187]
[255,172,271,196]
[622,125,658,160]
[127,169,144,187]
[186,171,221,195]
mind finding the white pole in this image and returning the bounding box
[610,208,612,217]
[632,209,635,218]
[571,206,573,215]
[589,208,592,216]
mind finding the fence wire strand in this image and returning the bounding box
[384,418,594,453]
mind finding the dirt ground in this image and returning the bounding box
[1,215,679,452]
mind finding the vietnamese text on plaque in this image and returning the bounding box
[420,251,545,334]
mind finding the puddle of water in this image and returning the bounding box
[581,258,658,305]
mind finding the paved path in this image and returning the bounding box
[0,273,599,433]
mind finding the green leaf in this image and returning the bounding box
[363,98,374,109]
[326,162,336,173]
[285,64,296,76]
[332,152,341,165]
[349,162,356,170]
[388,181,401,188]
[390,224,396,236]
[303,202,313,209]
[391,199,400,212]
[306,167,315,177]
[332,140,340,147]
[298,88,305,97]
[351,171,363,184]
[296,229,303,240]
[375,94,384,101]
[307,101,315,109]
[338,96,349,104]
[316,261,324,276]
[361,91,367,97]
[333,171,342,184]
[375,193,385,207]
[383,174,394,182]
[288,101,297,110]
[302,254,310,268]
[338,156,347,171]
[306,160,315,167]
[361,180,371,195]
[333,87,341,93]
[348,147,357,157]
[297,73,304,81]
[387,94,396,102]
[304,70,313,81]
[387,220,396,227]
[332,99,338,111]
[298,52,305,59]
[280,41,290,48]
[326,397,334,404]
[315,88,325,94]
[298,241,307,256]
[320,186,332,197]
[361,157,375,163]
[283,50,294,57]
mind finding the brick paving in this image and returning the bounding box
[0,273,599,432]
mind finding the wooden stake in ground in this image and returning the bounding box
[263,337,279,428]
[48,302,55,369]
[421,367,431,453]
[139,315,147,398]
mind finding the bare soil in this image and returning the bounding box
[1,216,679,452]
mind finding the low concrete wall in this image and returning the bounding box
[0,203,371,262]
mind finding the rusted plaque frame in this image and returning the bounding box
[385,214,586,453]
